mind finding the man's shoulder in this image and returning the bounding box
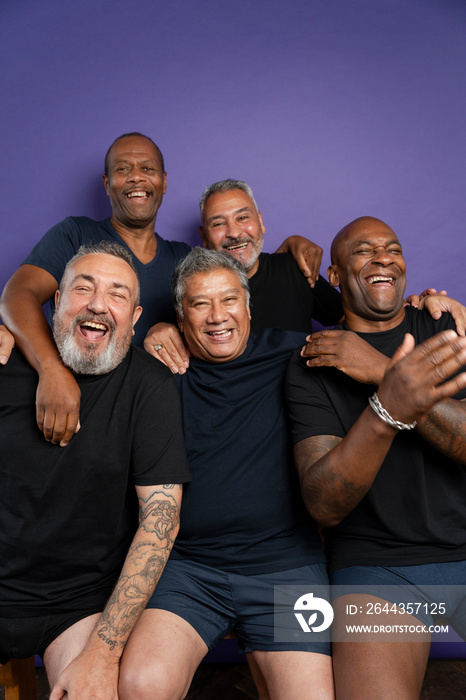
[249,328,306,363]
[405,306,456,338]
[155,234,191,259]
[48,215,111,235]
[259,251,297,271]
[124,346,174,381]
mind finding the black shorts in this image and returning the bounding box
[0,608,102,664]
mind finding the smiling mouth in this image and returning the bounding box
[126,191,149,199]
[366,275,395,285]
[79,321,108,340]
[206,329,233,339]
[224,241,249,252]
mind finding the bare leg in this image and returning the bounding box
[119,608,209,700]
[246,653,271,700]
[332,596,431,700]
[251,650,334,700]
[43,613,101,688]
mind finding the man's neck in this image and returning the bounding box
[246,257,261,279]
[344,307,406,333]
[110,216,158,264]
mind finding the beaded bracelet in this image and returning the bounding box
[368,392,417,431]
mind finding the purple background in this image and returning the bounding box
[1,0,465,303]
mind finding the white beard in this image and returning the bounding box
[53,313,132,375]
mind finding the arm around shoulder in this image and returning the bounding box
[0,264,82,446]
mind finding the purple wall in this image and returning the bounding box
[1,0,465,302]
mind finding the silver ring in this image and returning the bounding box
[154,344,163,352]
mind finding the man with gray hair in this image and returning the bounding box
[117,247,335,700]
[0,242,190,700]
[146,178,343,372]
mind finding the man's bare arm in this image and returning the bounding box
[49,482,182,700]
[415,398,466,464]
[0,264,81,446]
[294,332,466,527]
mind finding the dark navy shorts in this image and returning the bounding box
[331,561,466,634]
[147,558,331,655]
[0,608,102,665]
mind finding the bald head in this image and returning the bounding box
[327,216,407,331]
[330,216,397,266]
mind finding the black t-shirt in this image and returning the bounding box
[286,308,466,572]
[0,347,190,615]
[248,252,343,333]
[171,329,326,574]
[23,216,191,346]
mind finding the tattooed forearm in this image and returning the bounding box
[295,437,372,525]
[417,399,466,464]
[94,484,182,657]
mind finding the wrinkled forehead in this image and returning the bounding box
[107,136,163,169]
[204,189,257,218]
[331,218,400,264]
[63,253,139,296]
[182,268,246,302]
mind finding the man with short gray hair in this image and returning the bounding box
[118,248,334,700]
[0,242,190,700]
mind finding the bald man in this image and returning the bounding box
[287,216,466,700]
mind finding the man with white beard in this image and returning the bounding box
[0,242,190,700]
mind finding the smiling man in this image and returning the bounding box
[0,149,326,448]
[117,247,335,700]
[199,179,343,333]
[0,242,190,700]
[286,216,466,699]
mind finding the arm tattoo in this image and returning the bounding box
[295,437,372,524]
[96,485,181,653]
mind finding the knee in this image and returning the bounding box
[119,657,190,700]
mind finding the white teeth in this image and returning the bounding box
[227,243,248,250]
[208,330,231,336]
[127,191,148,198]
[81,322,107,330]
[368,276,394,284]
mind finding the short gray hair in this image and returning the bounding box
[61,242,141,307]
[199,179,259,221]
[172,247,250,318]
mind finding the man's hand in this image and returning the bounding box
[144,322,190,374]
[301,329,389,384]
[377,331,466,426]
[403,288,447,308]
[0,325,15,365]
[49,646,119,700]
[418,295,466,336]
[275,235,323,287]
[36,364,81,446]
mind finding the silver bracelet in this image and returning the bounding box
[368,392,417,431]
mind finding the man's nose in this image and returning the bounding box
[227,220,243,238]
[208,301,228,324]
[87,291,108,314]
[127,166,146,182]
[372,248,392,264]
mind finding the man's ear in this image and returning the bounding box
[258,211,266,235]
[54,289,61,307]
[131,306,143,335]
[102,174,110,197]
[162,172,167,195]
[328,264,340,288]
[176,311,184,333]
[199,226,209,249]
